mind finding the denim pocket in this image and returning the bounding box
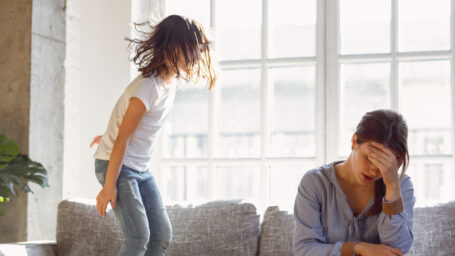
[95,171,105,185]
[94,159,108,186]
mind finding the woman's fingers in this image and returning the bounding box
[368,154,387,173]
[368,146,390,164]
[371,141,397,159]
[368,143,400,173]
[390,247,403,256]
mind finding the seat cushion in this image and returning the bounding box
[258,206,295,256]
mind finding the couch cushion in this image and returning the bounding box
[56,198,124,256]
[407,201,455,256]
[258,206,295,256]
[56,198,259,256]
[166,200,260,256]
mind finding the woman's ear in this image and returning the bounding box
[351,134,358,150]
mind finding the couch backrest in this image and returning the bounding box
[56,198,260,256]
[407,201,455,256]
[166,200,259,256]
[56,198,124,256]
[258,206,295,256]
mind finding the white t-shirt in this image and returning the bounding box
[94,74,176,172]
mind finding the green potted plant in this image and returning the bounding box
[0,133,49,215]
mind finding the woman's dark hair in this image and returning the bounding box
[126,15,217,89]
[354,109,409,216]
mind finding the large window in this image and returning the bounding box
[157,0,455,210]
[334,0,454,207]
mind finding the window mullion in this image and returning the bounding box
[316,0,326,165]
[260,0,271,209]
[451,0,455,187]
[391,0,399,111]
[208,0,218,201]
[325,0,339,162]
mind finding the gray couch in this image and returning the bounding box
[0,198,454,256]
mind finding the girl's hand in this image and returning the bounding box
[96,185,117,218]
[355,242,403,256]
[90,135,102,148]
[367,142,402,201]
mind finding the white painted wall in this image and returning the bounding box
[28,0,166,240]
[64,0,132,201]
[64,0,165,202]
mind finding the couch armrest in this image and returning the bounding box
[0,240,56,256]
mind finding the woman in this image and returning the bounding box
[294,109,415,256]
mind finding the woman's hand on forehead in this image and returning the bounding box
[368,141,401,160]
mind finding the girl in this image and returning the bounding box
[91,15,216,256]
[293,109,415,256]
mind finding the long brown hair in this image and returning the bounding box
[126,15,217,89]
[354,109,409,216]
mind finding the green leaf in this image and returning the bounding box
[0,185,11,198]
[9,176,32,193]
[0,134,20,163]
[25,175,49,188]
[1,182,16,196]
[0,153,49,197]
[0,136,49,206]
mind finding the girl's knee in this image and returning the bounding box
[125,234,150,251]
[147,238,171,255]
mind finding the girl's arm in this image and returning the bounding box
[90,135,102,148]
[96,97,147,217]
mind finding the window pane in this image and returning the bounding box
[406,159,453,206]
[270,66,315,157]
[269,0,316,58]
[270,163,315,211]
[217,166,261,203]
[339,63,391,156]
[186,166,210,202]
[165,0,211,30]
[162,166,185,202]
[398,0,450,52]
[218,69,261,158]
[162,166,209,202]
[166,83,208,158]
[216,0,261,60]
[399,60,452,155]
[340,0,390,54]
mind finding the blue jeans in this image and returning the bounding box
[94,159,172,256]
